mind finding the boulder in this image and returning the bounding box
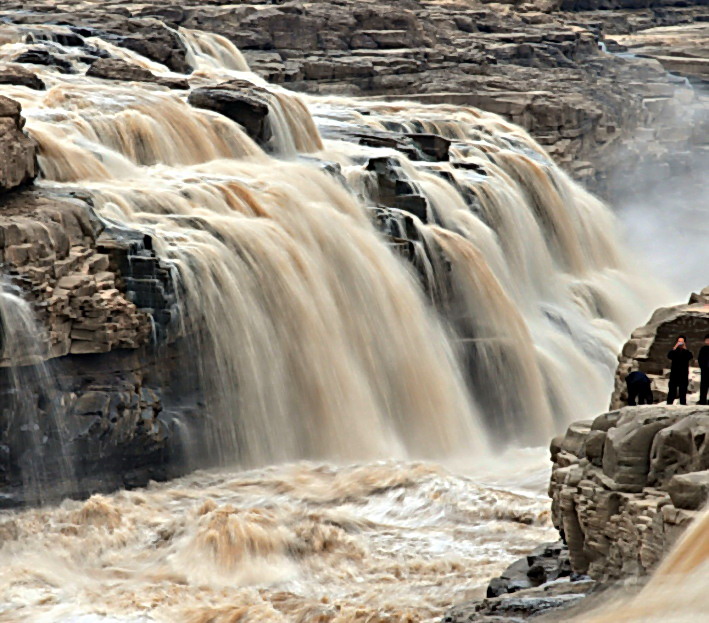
[667,471,709,510]
[0,96,37,193]
[13,48,74,73]
[0,64,45,90]
[188,80,272,145]
[602,408,681,487]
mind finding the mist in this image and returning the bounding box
[611,84,709,300]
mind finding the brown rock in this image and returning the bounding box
[0,96,37,193]
[86,58,189,89]
[0,64,45,90]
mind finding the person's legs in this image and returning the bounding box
[627,380,638,406]
[640,383,653,405]
[678,380,688,405]
[667,380,677,405]
[700,371,708,405]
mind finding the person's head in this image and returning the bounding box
[677,335,687,348]
[704,333,709,345]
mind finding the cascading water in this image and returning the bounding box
[0,23,662,463]
[0,284,73,505]
[0,16,682,623]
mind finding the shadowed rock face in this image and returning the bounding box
[0,97,37,193]
[0,184,194,504]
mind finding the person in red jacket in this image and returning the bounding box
[667,335,693,405]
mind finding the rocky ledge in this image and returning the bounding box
[550,404,707,580]
[611,286,709,408]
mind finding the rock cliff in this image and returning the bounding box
[0,101,195,503]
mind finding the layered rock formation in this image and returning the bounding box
[550,405,708,581]
[546,294,709,584]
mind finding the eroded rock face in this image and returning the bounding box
[549,405,709,580]
[0,96,37,193]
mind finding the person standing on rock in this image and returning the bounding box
[667,335,693,405]
[625,370,653,406]
[698,334,709,405]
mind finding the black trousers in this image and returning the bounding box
[700,370,708,405]
[667,377,689,405]
[627,379,653,406]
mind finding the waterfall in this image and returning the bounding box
[0,25,661,472]
[0,285,74,504]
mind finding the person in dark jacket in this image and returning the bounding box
[698,334,709,405]
[625,370,653,406]
[667,335,693,405]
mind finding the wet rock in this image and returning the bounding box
[86,58,189,89]
[0,96,37,193]
[365,156,437,223]
[188,80,272,145]
[444,576,597,622]
[13,48,74,73]
[0,64,45,90]
[487,541,573,598]
[406,133,451,161]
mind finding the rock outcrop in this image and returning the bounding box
[0,64,45,91]
[610,287,709,408]
[0,96,37,193]
[188,80,272,145]
[549,405,708,581]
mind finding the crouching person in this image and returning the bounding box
[626,370,653,406]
